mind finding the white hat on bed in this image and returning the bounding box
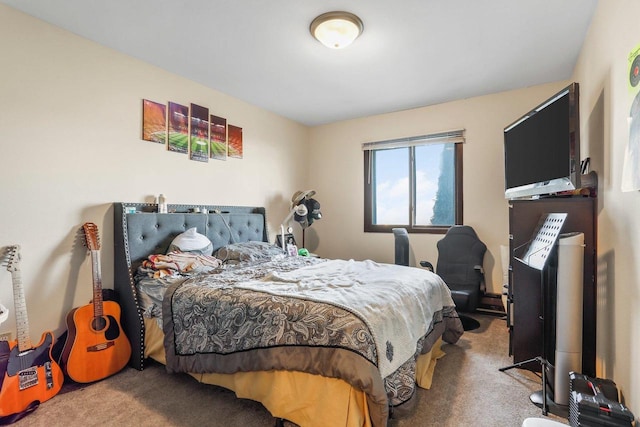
[168,227,213,255]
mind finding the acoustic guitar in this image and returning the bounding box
[0,245,64,419]
[61,223,131,383]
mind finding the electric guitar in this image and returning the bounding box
[0,245,64,418]
[61,223,131,383]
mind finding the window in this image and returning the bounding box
[363,131,464,233]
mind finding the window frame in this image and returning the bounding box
[363,142,463,234]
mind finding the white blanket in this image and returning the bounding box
[237,259,455,378]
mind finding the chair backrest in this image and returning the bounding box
[436,225,486,286]
[392,228,410,266]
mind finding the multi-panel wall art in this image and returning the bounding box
[141,99,243,161]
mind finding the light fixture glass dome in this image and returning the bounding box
[310,11,363,49]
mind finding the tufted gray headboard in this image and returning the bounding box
[113,202,269,370]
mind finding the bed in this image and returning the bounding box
[113,202,463,427]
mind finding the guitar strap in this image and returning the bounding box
[0,341,8,391]
[0,400,39,425]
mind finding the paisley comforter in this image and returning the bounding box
[156,256,463,426]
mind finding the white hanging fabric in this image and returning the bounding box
[0,302,8,325]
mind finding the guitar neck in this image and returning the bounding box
[11,268,33,352]
[90,249,103,318]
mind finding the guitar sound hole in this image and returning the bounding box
[104,315,120,341]
[91,316,107,332]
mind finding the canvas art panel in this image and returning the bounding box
[142,99,167,144]
[210,114,227,161]
[189,103,209,162]
[167,102,189,154]
[228,124,243,159]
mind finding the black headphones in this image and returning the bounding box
[293,203,309,223]
[305,198,322,225]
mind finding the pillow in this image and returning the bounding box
[214,241,284,263]
[168,227,213,255]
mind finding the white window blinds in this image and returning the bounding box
[361,129,465,151]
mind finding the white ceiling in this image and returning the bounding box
[2,0,598,126]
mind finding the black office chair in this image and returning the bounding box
[392,228,410,266]
[420,225,487,331]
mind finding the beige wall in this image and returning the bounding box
[0,5,309,339]
[308,81,570,296]
[572,0,640,415]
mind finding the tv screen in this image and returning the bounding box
[504,83,580,199]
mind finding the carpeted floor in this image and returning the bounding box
[7,314,568,427]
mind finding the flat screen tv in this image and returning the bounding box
[504,82,580,199]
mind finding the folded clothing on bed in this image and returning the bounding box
[136,252,222,321]
[141,252,222,278]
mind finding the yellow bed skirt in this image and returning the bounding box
[144,317,445,427]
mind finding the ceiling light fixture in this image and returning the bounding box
[310,11,363,49]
